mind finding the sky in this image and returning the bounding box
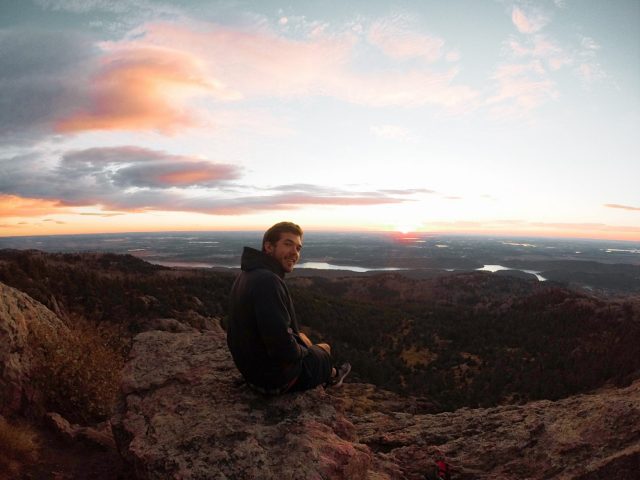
[0,0,638,241]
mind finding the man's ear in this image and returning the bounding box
[264,242,275,255]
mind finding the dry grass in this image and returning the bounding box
[0,416,39,477]
[29,316,126,424]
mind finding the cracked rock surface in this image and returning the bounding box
[113,322,640,480]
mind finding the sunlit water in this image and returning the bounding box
[297,262,406,273]
[477,264,547,281]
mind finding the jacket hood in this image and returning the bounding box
[240,247,286,278]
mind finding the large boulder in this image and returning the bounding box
[0,281,68,417]
[111,323,373,480]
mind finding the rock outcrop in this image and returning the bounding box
[111,323,371,479]
[113,321,640,479]
[45,412,116,450]
[339,382,640,479]
[0,281,68,417]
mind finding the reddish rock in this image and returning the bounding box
[112,320,640,479]
[112,324,373,480]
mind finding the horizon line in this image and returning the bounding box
[1,228,639,244]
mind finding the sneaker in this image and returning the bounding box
[327,362,351,388]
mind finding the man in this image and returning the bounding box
[227,221,351,395]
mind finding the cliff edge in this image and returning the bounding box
[112,321,640,480]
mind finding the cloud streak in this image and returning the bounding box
[0,146,409,217]
[604,203,640,212]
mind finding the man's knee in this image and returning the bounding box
[316,342,331,355]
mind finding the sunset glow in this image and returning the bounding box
[1,0,638,241]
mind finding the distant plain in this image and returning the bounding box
[1,232,638,294]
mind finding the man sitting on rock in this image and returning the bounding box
[227,221,351,395]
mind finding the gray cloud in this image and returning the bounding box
[379,188,437,195]
[0,29,94,144]
[604,203,640,212]
[34,0,182,16]
[0,146,239,204]
[59,146,241,188]
[0,146,409,216]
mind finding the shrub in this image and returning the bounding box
[0,416,39,477]
[29,316,126,424]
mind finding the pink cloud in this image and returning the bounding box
[141,22,356,98]
[40,18,480,135]
[512,7,549,34]
[507,35,570,71]
[122,21,478,110]
[367,18,445,62]
[487,61,558,116]
[337,68,477,109]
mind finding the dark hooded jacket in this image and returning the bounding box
[227,247,308,389]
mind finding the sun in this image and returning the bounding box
[395,224,418,234]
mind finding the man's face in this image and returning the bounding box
[264,232,302,273]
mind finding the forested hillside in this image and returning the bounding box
[291,273,640,411]
[0,249,233,333]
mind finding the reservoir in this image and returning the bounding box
[477,264,546,281]
[297,262,405,273]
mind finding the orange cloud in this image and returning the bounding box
[55,45,224,133]
[0,195,65,217]
[157,170,225,186]
[423,220,640,241]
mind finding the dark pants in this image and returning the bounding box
[288,345,332,392]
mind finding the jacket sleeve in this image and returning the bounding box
[253,274,308,363]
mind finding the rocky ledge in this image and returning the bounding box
[111,323,371,480]
[112,322,640,479]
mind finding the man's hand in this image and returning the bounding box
[299,332,331,355]
[298,332,313,347]
[316,343,331,355]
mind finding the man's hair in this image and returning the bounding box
[262,222,303,251]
